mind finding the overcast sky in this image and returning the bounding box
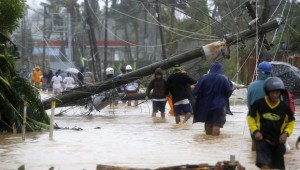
[26,0,46,8]
[25,0,89,16]
[26,0,97,9]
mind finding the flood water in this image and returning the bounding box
[1,90,300,170]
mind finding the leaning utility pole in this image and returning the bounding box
[155,0,167,60]
[84,0,102,81]
[42,18,283,110]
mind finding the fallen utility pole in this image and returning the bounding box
[42,18,283,110]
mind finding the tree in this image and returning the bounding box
[63,0,88,68]
[283,0,300,54]
[0,0,50,133]
[159,0,212,76]
[111,0,141,64]
[0,0,25,35]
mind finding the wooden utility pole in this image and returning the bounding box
[42,5,47,72]
[104,0,108,73]
[87,25,98,82]
[143,5,148,59]
[155,0,167,60]
[84,0,102,81]
[67,13,72,63]
[21,6,27,67]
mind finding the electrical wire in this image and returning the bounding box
[231,0,292,161]
[108,4,219,46]
[272,0,292,61]
[18,5,91,73]
[269,0,284,45]
[184,0,235,33]
[24,0,292,103]
[88,0,251,51]
[140,3,218,41]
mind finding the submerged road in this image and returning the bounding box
[0,91,300,170]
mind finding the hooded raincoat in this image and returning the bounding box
[192,62,233,123]
[146,68,169,99]
[246,71,271,109]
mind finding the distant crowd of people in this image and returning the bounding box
[22,66,86,94]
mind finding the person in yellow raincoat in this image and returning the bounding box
[31,66,43,88]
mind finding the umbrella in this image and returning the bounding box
[270,61,300,98]
[65,68,79,74]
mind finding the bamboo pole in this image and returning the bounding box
[49,101,56,140]
[22,101,28,141]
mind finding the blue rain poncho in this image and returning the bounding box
[246,71,271,109]
[192,62,233,123]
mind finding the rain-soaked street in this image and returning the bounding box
[1,90,300,170]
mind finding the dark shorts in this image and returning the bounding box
[152,101,167,113]
[255,140,286,169]
[174,103,192,116]
[206,108,226,128]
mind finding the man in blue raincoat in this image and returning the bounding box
[247,61,272,109]
[192,61,233,136]
[247,61,272,151]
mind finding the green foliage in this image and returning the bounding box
[287,3,300,54]
[0,0,25,35]
[111,0,140,28]
[162,1,211,57]
[223,55,238,80]
[0,34,50,133]
[176,19,207,38]
[181,0,210,28]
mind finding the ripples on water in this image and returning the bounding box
[1,99,300,170]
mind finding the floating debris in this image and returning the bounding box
[96,159,245,170]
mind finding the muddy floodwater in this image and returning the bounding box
[1,91,300,170]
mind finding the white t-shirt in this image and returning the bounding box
[63,76,75,89]
[51,75,63,89]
